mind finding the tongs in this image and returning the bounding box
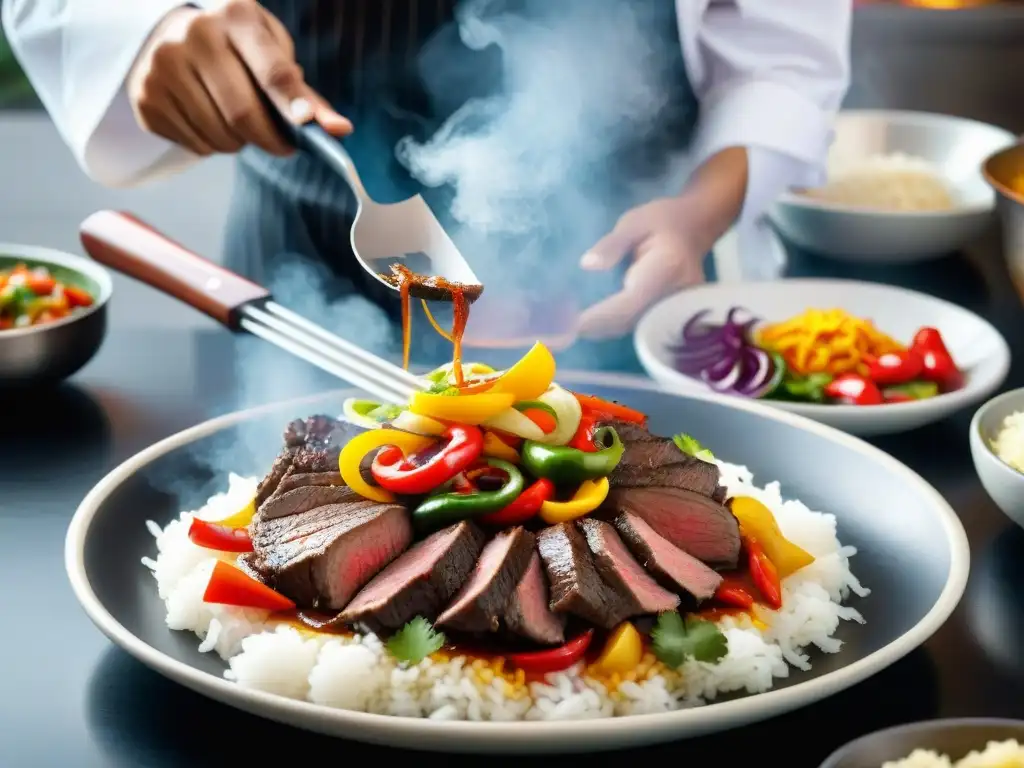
[257,92,482,303]
[79,211,425,405]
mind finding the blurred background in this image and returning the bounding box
[0,1,1022,332]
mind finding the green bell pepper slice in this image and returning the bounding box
[521,426,624,485]
[412,458,525,531]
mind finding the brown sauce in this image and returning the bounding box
[385,263,482,382]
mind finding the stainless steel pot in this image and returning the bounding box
[0,244,112,388]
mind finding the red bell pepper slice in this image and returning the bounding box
[571,392,647,425]
[479,478,555,526]
[824,373,883,406]
[745,537,783,609]
[203,561,296,611]
[568,413,599,452]
[188,518,254,553]
[371,424,484,495]
[910,327,964,393]
[714,578,755,609]
[507,630,594,674]
[865,350,923,386]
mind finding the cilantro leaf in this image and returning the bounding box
[650,612,728,668]
[672,433,714,463]
[386,617,446,664]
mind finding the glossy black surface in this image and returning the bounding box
[3,226,1023,765]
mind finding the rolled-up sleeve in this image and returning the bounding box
[678,0,851,278]
[2,0,205,187]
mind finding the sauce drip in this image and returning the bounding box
[385,263,479,382]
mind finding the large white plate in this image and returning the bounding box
[65,379,969,753]
[635,279,1011,436]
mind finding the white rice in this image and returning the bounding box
[142,463,869,720]
[991,410,1024,474]
[883,740,1024,768]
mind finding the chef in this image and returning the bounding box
[3,0,850,371]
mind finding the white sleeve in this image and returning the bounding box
[1,0,207,187]
[677,0,851,278]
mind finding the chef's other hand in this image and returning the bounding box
[575,196,710,340]
[127,1,352,157]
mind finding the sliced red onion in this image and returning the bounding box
[734,347,774,397]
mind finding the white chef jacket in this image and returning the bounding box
[2,0,851,279]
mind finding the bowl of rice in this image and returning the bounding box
[770,110,1017,263]
[819,718,1024,767]
[982,142,1024,300]
[970,387,1024,528]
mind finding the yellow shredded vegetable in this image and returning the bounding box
[756,308,905,377]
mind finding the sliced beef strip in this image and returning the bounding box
[613,511,722,601]
[598,418,726,501]
[503,552,565,646]
[255,415,364,505]
[276,471,344,495]
[252,496,378,550]
[437,527,535,634]
[339,521,487,632]
[251,502,411,610]
[536,522,628,630]
[605,487,741,568]
[577,518,680,616]
[258,484,360,522]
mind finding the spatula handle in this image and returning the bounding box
[79,210,270,329]
[257,90,370,205]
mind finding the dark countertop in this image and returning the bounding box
[3,232,1024,767]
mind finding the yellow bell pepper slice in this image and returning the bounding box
[409,391,515,425]
[594,621,644,674]
[338,428,436,503]
[539,477,609,524]
[212,498,256,529]
[488,342,556,401]
[482,431,520,464]
[729,496,815,578]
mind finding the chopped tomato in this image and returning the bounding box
[571,392,646,425]
[203,561,295,611]
[189,518,254,552]
[63,285,94,308]
[26,275,56,295]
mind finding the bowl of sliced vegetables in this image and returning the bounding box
[634,279,1010,436]
[0,244,111,387]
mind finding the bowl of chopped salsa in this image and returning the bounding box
[0,244,112,387]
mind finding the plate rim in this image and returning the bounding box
[65,377,972,750]
[634,277,1011,421]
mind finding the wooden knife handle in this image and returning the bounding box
[79,210,270,329]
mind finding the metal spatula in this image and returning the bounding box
[259,93,482,302]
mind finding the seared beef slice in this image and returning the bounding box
[600,419,725,501]
[251,502,411,610]
[613,511,722,601]
[503,553,565,646]
[577,518,679,616]
[606,487,741,568]
[536,522,627,630]
[437,527,535,633]
[255,415,363,505]
[340,521,487,631]
[258,484,359,521]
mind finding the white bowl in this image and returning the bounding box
[970,387,1024,528]
[770,110,1017,263]
[635,278,1011,437]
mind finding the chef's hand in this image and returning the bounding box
[574,196,711,340]
[127,0,352,157]
[575,147,749,340]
